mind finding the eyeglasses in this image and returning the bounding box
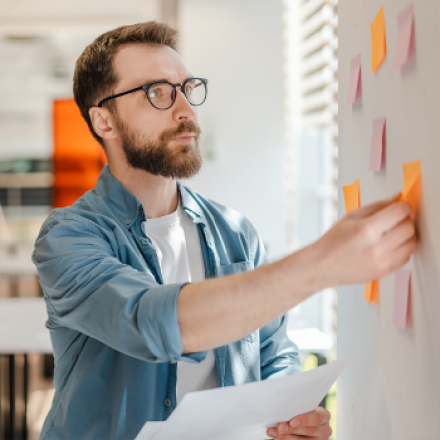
[97,77,208,110]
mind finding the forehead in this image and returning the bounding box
[112,44,192,90]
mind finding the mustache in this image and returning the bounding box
[159,121,201,143]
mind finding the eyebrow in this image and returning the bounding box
[140,76,194,85]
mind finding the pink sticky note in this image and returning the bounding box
[394,3,415,69]
[347,54,362,105]
[393,269,412,329]
[369,117,386,171]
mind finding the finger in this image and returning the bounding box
[277,435,315,440]
[377,236,418,276]
[268,435,304,440]
[268,425,298,439]
[288,423,333,439]
[348,193,400,219]
[359,202,412,239]
[267,431,314,440]
[275,422,290,435]
[289,407,330,429]
[373,217,416,257]
[266,427,277,438]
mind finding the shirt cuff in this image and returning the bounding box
[140,282,208,363]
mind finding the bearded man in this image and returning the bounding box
[33,21,416,440]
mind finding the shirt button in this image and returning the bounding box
[125,219,130,224]
[142,238,149,245]
[164,399,172,407]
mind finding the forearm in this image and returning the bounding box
[179,198,418,353]
[178,243,326,353]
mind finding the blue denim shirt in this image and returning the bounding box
[33,165,302,440]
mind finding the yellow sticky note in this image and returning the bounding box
[371,6,387,72]
[343,179,361,213]
[365,280,379,304]
[398,160,421,212]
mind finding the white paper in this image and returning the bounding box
[135,422,166,439]
[135,356,350,440]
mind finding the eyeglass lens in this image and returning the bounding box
[147,79,206,109]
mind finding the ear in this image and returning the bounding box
[89,107,117,141]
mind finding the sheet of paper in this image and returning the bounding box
[136,422,166,440]
[343,179,360,213]
[364,279,379,304]
[136,357,351,440]
[347,54,362,106]
[369,117,386,171]
[394,3,415,69]
[393,269,412,329]
[398,159,421,212]
[371,5,387,72]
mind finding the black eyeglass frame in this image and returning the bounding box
[97,77,208,109]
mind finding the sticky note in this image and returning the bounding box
[398,160,421,212]
[394,3,415,69]
[347,54,362,105]
[365,280,379,304]
[342,181,378,302]
[393,269,412,329]
[369,117,386,171]
[343,179,360,213]
[371,6,387,72]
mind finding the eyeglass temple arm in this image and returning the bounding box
[97,85,145,107]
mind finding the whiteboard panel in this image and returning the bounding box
[337,1,440,439]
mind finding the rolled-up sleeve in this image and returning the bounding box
[251,227,303,379]
[33,216,206,364]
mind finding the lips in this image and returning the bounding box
[172,133,196,143]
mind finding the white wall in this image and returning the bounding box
[178,0,286,261]
[0,0,161,160]
[337,1,440,439]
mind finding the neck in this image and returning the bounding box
[108,159,179,219]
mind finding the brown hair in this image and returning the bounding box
[73,21,178,145]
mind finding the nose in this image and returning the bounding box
[171,86,196,122]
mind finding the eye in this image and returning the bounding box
[148,87,164,99]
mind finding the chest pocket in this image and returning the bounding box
[217,260,254,277]
[217,260,256,342]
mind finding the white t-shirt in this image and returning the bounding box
[141,201,218,404]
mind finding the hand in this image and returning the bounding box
[266,407,332,439]
[312,195,417,287]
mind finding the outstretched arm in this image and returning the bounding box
[178,197,416,352]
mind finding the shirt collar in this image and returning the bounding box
[176,180,204,222]
[95,165,204,226]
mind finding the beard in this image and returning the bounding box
[116,118,203,179]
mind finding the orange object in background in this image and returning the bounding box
[53,99,107,207]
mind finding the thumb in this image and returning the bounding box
[348,192,401,219]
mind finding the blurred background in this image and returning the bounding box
[0,0,339,438]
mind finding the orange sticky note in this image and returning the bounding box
[398,160,421,212]
[371,6,387,72]
[343,179,361,214]
[365,280,379,304]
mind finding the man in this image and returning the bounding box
[33,22,416,440]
